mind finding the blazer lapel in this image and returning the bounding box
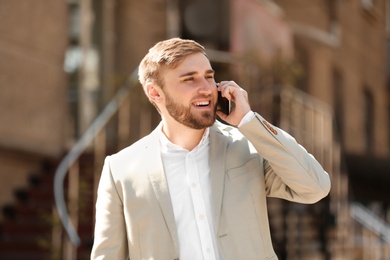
[147,125,180,254]
[209,123,228,233]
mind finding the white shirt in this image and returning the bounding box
[160,127,220,260]
[160,112,255,260]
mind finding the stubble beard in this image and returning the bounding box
[164,91,216,130]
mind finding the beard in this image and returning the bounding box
[164,91,216,129]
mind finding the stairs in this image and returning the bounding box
[0,161,55,260]
[267,198,333,260]
[0,155,96,260]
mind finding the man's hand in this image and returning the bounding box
[216,81,251,127]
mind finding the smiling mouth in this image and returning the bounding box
[194,101,210,107]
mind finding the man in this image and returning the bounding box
[91,38,331,260]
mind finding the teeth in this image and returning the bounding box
[195,101,209,106]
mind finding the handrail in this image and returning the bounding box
[350,202,390,243]
[54,67,139,246]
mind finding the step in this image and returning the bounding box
[0,251,51,260]
[1,222,51,235]
[0,230,52,253]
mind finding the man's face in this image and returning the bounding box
[161,52,218,129]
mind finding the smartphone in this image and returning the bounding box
[217,90,231,115]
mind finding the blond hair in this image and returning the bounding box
[138,38,207,89]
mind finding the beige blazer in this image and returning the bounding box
[91,113,331,260]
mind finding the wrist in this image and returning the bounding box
[238,111,255,128]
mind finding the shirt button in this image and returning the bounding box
[198,214,205,220]
[191,182,197,188]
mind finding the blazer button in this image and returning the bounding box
[262,120,278,135]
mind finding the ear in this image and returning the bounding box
[146,83,163,104]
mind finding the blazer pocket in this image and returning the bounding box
[227,157,261,180]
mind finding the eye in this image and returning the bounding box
[183,77,195,81]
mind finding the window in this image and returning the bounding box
[333,69,344,142]
[363,88,375,152]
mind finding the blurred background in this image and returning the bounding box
[0,0,389,259]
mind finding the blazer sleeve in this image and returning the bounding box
[91,156,128,259]
[238,112,331,203]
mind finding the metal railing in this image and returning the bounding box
[278,87,345,258]
[350,202,390,259]
[279,88,390,259]
[350,202,390,243]
[53,68,139,246]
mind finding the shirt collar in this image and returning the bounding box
[159,125,210,153]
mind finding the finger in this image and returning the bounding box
[216,110,228,120]
[223,84,239,101]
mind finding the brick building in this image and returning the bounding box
[0,1,68,211]
[0,0,389,259]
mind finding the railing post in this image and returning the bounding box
[63,162,80,260]
[93,129,106,233]
[118,93,131,150]
[51,205,63,259]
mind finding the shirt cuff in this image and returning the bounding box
[238,111,255,128]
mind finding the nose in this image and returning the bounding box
[198,78,215,95]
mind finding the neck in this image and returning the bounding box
[161,118,206,151]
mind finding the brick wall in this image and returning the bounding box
[0,1,69,156]
[275,0,390,156]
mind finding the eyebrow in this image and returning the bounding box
[179,69,215,78]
